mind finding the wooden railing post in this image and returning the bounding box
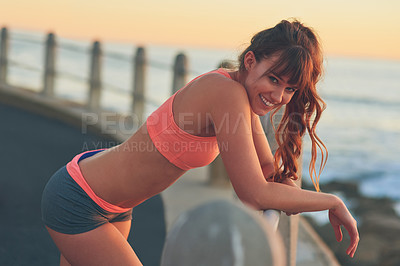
[276,179,301,266]
[217,59,235,69]
[42,33,56,96]
[132,47,146,125]
[261,108,301,266]
[88,41,102,111]
[0,27,9,85]
[208,156,230,187]
[172,53,188,94]
[208,60,235,187]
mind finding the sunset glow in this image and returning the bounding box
[2,0,400,59]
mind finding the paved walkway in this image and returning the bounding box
[0,103,165,266]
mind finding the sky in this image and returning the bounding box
[1,0,400,60]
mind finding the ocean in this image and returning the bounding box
[6,30,400,208]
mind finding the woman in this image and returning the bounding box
[42,19,359,265]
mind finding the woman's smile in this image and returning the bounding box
[259,94,275,107]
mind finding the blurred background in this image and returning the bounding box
[1,0,399,265]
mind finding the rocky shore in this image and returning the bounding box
[303,181,400,266]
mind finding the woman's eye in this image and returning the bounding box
[269,76,278,83]
[286,87,297,93]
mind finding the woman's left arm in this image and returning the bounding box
[251,112,301,210]
[250,112,275,179]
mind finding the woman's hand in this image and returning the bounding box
[329,200,359,258]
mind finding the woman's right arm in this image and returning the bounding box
[203,77,358,257]
[205,78,332,212]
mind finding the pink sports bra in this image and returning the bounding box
[146,68,232,170]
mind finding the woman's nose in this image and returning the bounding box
[271,87,284,104]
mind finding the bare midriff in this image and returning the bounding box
[78,123,187,209]
[77,72,230,209]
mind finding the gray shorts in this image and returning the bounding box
[41,165,133,235]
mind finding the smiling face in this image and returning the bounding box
[241,51,299,116]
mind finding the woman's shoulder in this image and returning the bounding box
[195,70,243,91]
[186,71,250,111]
[172,70,252,133]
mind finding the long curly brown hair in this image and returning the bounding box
[239,19,327,191]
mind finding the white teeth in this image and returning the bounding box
[260,94,274,107]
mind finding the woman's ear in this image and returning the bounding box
[243,51,256,71]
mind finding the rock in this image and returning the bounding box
[304,180,400,266]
